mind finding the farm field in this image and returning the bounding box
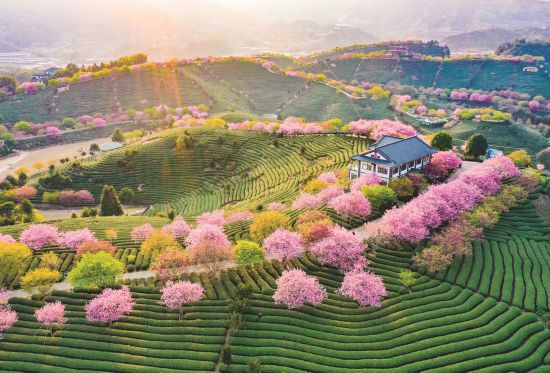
[43,127,370,217]
[1,193,549,371]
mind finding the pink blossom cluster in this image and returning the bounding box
[273,269,327,309]
[317,186,345,203]
[160,281,204,311]
[329,192,371,218]
[77,115,95,124]
[93,117,107,128]
[197,210,225,226]
[131,224,155,242]
[379,180,484,243]
[267,202,286,211]
[449,91,469,100]
[394,95,412,105]
[469,92,493,102]
[161,218,191,239]
[45,126,62,139]
[59,190,94,206]
[185,224,231,250]
[431,151,463,170]
[338,271,387,307]
[347,119,416,140]
[350,173,382,192]
[227,121,276,133]
[310,226,367,272]
[59,229,96,250]
[14,186,37,201]
[317,171,339,184]
[528,100,540,110]
[292,193,322,210]
[0,234,15,243]
[85,286,134,325]
[35,301,67,327]
[225,211,254,223]
[18,81,42,94]
[416,106,428,114]
[263,228,304,261]
[0,305,18,337]
[20,224,60,250]
[0,288,10,304]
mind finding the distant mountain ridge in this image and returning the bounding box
[442,27,550,53]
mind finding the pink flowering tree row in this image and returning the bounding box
[347,119,416,141]
[378,156,520,243]
[85,286,134,327]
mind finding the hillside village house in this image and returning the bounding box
[349,135,437,181]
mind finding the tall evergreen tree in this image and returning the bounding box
[464,133,488,158]
[111,128,124,143]
[99,185,123,216]
[431,131,453,151]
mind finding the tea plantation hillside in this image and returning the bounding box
[302,59,550,97]
[46,127,369,217]
[0,60,389,124]
[1,195,548,371]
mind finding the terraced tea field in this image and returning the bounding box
[302,59,550,97]
[49,128,369,217]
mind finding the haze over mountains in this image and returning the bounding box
[0,0,549,68]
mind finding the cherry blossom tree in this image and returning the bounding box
[85,286,134,327]
[20,224,60,250]
[161,218,191,239]
[14,186,37,201]
[329,192,371,221]
[59,229,96,250]
[267,202,286,211]
[310,226,367,272]
[197,210,225,226]
[35,300,67,336]
[152,248,188,283]
[291,193,322,210]
[317,171,339,184]
[45,126,62,139]
[263,228,304,262]
[185,224,232,271]
[0,305,17,339]
[160,281,204,319]
[338,271,387,307]
[273,269,327,309]
[131,224,155,242]
[348,119,416,140]
[350,173,382,192]
[0,234,15,243]
[316,186,345,204]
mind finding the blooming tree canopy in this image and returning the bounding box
[85,286,134,326]
[350,173,382,192]
[161,218,191,239]
[59,229,96,250]
[292,193,322,210]
[329,192,371,219]
[197,210,225,226]
[131,224,155,242]
[338,271,387,307]
[0,234,15,244]
[310,226,368,272]
[263,228,304,262]
[273,269,327,309]
[347,119,416,140]
[160,280,204,319]
[35,301,67,334]
[185,224,232,270]
[20,224,60,250]
[0,305,18,339]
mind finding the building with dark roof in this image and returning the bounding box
[348,135,437,181]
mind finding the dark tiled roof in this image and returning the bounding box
[355,136,437,166]
[351,154,393,166]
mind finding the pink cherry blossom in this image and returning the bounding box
[20,224,60,250]
[85,286,134,326]
[35,301,67,331]
[14,186,37,201]
[317,186,345,204]
[162,218,191,239]
[350,173,382,192]
[268,202,286,211]
[0,305,18,338]
[292,193,322,210]
[273,269,327,309]
[348,119,416,140]
[310,226,368,272]
[197,210,226,226]
[59,229,96,250]
[225,211,254,223]
[0,234,15,244]
[45,126,62,139]
[338,271,387,307]
[329,192,371,218]
[317,171,339,184]
[263,228,304,261]
[131,224,155,242]
[160,281,204,318]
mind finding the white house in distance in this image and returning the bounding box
[348,135,437,181]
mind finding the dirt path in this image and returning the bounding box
[0,136,114,178]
